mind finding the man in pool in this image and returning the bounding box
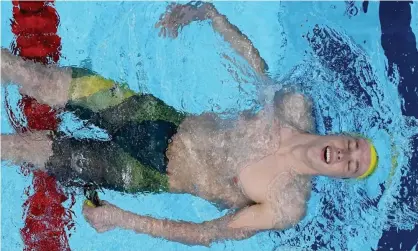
[1,2,378,247]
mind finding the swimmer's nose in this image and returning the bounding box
[336,148,347,162]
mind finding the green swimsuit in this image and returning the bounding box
[46,68,186,193]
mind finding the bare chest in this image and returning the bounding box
[167,112,287,208]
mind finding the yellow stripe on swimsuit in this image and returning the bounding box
[69,75,116,100]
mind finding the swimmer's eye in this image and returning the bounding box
[348,139,359,151]
[349,139,354,150]
[348,160,360,174]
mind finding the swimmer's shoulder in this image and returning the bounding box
[266,173,311,229]
[272,90,315,132]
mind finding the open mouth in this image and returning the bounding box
[323,146,331,164]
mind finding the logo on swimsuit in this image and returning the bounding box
[71,152,88,174]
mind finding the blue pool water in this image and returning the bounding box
[1,1,418,251]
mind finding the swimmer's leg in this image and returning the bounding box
[45,77,183,193]
[66,93,186,134]
[47,93,183,193]
[0,131,53,169]
[1,48,72,107]
[46,136,169,193]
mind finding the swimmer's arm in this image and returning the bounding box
[206,4,268,75]
[157,3,268,75]
[118,204,276,246]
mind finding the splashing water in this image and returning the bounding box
[267,3,418,250]
[2,1,417,251]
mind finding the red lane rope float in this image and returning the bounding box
[20,168,76,251]
[21,96,61,131]
[8,0,61,132]
[11,0,61,65]
[7,1,75,251]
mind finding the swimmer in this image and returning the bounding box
[1,2,378,247]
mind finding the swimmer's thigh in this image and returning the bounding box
[46,137,169,194]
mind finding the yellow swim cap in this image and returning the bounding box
[358,142,378,179]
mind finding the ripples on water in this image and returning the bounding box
[1,1,417,251]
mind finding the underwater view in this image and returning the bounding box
[1,1,418,251]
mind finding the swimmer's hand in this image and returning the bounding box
[155,2,216,38]
[82,200,123,233]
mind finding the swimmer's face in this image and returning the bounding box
[306,135,371,178]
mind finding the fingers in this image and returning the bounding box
[82,205,94,227]
[155,21,162,29]
[82,200,113,216]
[85,200,97,208]
[156,10,168,28]
[82,199,119,233]
[158,26,179,39]
[99,200,111,206]
[158,27,165,37]
[82,201,94,216]
[171,29,178,39]
[156,3,187,39]
[82,201,103,230]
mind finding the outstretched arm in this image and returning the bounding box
[156,2,269,75]
[83,201,280,246]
